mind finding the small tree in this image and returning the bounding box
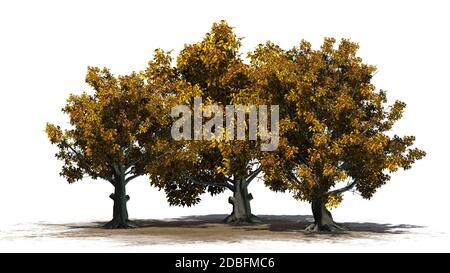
[148,21,266,224]
[252,38,426,231]
[45,60,182,228]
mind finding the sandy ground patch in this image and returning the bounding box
[31,214,423,247]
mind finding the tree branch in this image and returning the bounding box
[62,140,88,165]
[225,176,234,184]
[287,170,302,184]
[125,173,142,184]
[327,180,357,195]
[125,153,145,170]
[125,168,134,176]
[183,174,234,191]
[223,177,235,189]
[61,140,99,178]
[244,165,262,187]
[125,150,172,171]
[123,141,135,160]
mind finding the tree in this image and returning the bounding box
[251,38,426,231]
[148,21,266,224]
[45,56,190,228]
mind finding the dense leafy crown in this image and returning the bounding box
[46,52,199,184]
[148,21,268,206]
[47,21,425,210]
[251,38,425,206]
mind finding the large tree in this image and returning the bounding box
[251,38,426,231]
[45,55,193,228]
[148,21,267,224]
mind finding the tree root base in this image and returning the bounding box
[305,222,348,233]
[103,220,138,229]
[224,214,263,224]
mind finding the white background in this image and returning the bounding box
[0,0,449,252]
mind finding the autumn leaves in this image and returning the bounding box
[170,96,280,151]
[46,21,425,231]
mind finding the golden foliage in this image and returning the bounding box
[252,36,426,206]
[46,21,426,211]
[45,51,198,185]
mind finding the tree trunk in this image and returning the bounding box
[224,177,262,224]
[305,197,347,232]
[103,172,137,229]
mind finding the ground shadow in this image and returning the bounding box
[147,214,421,234]
[37,214,424,245]
[66,214,423,235]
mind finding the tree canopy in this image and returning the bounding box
[147,21,271,223]
[251,38,426,231]
[45,53,200,228]
[46,20,425,231]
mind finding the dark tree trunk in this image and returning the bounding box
[224,177,262,224]
[305,197,347,232]
[103,172,137,229]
